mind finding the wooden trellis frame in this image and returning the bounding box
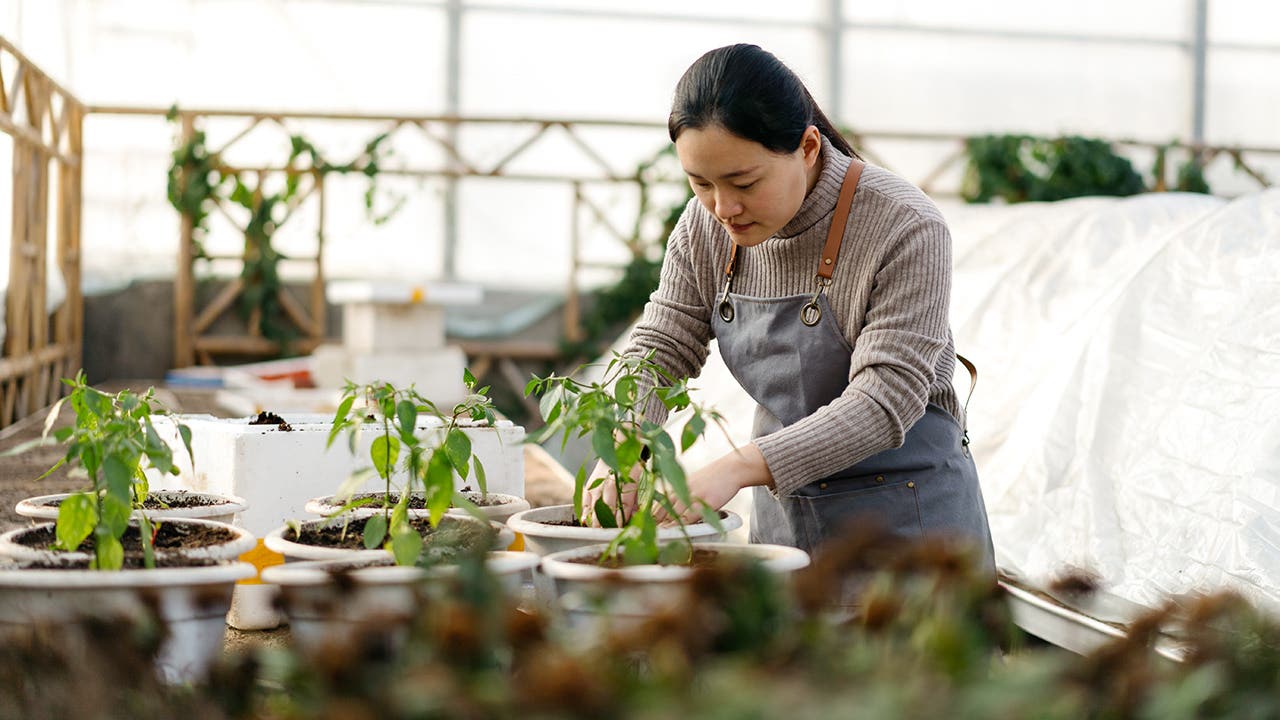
[0,37,84,429]
[91,106,1280,371]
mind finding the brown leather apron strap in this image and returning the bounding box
[818,159,865,280]
[720,156,865,326]
[955,352,977,413]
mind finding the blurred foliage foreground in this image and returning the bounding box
[4,526,1279,720]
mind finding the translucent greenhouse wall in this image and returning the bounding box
[0,0,1277,294]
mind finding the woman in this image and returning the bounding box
[591,44,994,572]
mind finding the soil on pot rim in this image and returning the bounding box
[285,514,496,559]
[42,491,229,510]
[534,510,732,529]
[332,491,515,510]
[249,411,292,431]
[568,548,726,570]
[13,523,237,569]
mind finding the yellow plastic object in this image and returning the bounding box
[237,539,285,585]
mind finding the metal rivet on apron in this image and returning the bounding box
[907,481,915,489]
[718,300,735,323]
[824,258,832,265]
[875,475,884,483]
[819,482,828,490]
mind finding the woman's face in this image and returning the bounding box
[675,123,822,247]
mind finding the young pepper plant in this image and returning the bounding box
[325,370,497,566]
[17,372,194,570]
[526,351,726,565]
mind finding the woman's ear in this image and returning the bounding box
[801,125,822,167]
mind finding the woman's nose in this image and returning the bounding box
[715,191,743,221]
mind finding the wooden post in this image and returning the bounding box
[174,112,196,368]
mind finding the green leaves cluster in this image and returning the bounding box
[325,370,497,566]
[526,351,725,565]
[962,134,1212,204]
[165,106,404,353]
[23,372,192,570]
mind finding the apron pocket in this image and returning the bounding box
[783,474,925,554]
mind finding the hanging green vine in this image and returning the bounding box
[166,106,405,355]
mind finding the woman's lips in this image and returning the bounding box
[729,222,754,233]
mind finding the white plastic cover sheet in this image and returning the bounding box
[672,189,1280,617]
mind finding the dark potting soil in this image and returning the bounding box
[14,523,236,569]
[339,491,511,510]
[249,411,293,431]
[285,514,495,554]
[43,491,226,510]
[568,548,725,570]
[536,510,732,530]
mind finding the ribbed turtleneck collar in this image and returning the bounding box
[775,135,853,239]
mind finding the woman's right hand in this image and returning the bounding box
[580,459,639,527]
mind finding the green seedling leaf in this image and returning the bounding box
[84,388,113,418]
[334,467,377,503]
[1,436,55,458]
[94,533,124,571]
[396,400,417,442]
[657,541,693,566]
[54,493,96,552]
[327,395,356,448]
[450,491,486,524]
[593,497,618,529]
[650,434,690,508]
[390,524,422,566]
[681,413,706,453]
[473,456,487,496]
[615,376,638,407]
[178,424,194,469]
[143,419,174,475]
[426,451,454,525]
[538,387,563,424]
[616,435,643,473]
[463,367,477,390]
[370,435,401,480]
[102,454,134,500]
[700,505,725,533]
[591,424,620,472]
[101,494,131,537]
[363,513,388,549]
[444,428,472,478]
[572,465,587,519]
[524,377,541,397]
[42,396,67,438]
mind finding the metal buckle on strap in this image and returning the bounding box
[800,275,831,327]
[717,272,735,323]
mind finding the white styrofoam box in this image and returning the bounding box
[310,343,350,389]
[342,302,447,353]
[150,413,525,539]
[348,347,469,406]
[327,279,483,306]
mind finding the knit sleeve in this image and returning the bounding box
[754,215,953,496]
[620,204,715,425]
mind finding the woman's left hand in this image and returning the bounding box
[658,443,773,525]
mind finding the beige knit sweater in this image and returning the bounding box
[622,136,963,497]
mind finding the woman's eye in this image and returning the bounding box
[734,181,757,190]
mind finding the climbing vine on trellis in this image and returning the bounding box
[166,106,405,351]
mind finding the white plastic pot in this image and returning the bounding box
[264,512,516,562]
[0,519,257,683]
[0,517,257,566]
[505,504,744,556]
[262,550,540,655]
[15,490,248,525]
[539,541,809,634]
[304,491,531,526]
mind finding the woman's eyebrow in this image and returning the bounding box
[686,166,761,180]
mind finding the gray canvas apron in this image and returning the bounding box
[710,159,995,576]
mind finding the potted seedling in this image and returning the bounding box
[0,373,256,682]
[264,373,518,565]
[508,351,744,558]
[303,372,529,526]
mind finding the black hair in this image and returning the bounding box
[668,44,857,158]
